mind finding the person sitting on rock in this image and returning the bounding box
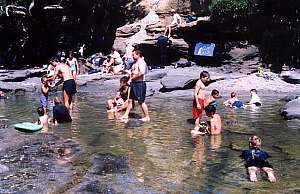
[241,135,276,182]
[101,55,114,75]
[223,91,244,109]
[164,9,183,38]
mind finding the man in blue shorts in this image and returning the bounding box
[120,50,150,122]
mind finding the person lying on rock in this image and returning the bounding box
[241,135,276,182]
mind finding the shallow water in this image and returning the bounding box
[1,92,300,193]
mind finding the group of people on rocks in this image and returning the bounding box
[190,71,276,182]
[88,45,135,75]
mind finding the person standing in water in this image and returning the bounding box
[47,57,77,112]
[192,71,210,130]
[66,51,79,80]
[120,50,150,122]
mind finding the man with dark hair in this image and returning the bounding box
[120,50,150,122]
[47,57,76,112]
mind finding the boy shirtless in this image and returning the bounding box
[192,71,210,130]
[204,89,220,108]
[205,105,222,135]
[191,104,221,135]
[47,57,76,112]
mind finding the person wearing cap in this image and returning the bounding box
[164,9,182,38]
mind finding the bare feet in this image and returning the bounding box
[249,172,258,182]
[248,167,258,182]
[263,167,276,182]
[139,117,150,122]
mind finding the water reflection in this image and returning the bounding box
[1,93,300,193]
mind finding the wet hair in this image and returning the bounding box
[231,91,237,98]
[50,57,59,63]
[211,89,219,96]
[205,104,216,115]
[37,107,45,116]
[133,49,143,57]
[200,71,210,79]
[53,97,62,105]
[250,89,257,94]
[120,76,129,84]
[249,135,262,149]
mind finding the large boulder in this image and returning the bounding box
[281,98,300,120]
[282,71,300,84]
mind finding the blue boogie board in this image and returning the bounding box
[14,122,42,132]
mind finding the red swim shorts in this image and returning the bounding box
[192,98,205,119]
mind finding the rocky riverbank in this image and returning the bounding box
[0,64,300,192]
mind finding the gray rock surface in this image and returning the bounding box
[0,164,9,173]
[281,98,300,120]
[282,71,300,84]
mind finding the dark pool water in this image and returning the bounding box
[1,91,300,193]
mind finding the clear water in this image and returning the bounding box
[1,92,300,193]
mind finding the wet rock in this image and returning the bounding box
[281,98,300,120]
[90,153,129,175]
[282,71,300,84]
[159,67,225,92]
[0,164,9,173]
[76,180,116,194]
[146,70,167,81]
[0,133,82,193]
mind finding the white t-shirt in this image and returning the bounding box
[111,51,122,65]
[249,94,261,104]
[171,13,181,25]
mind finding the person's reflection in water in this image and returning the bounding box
[191,135,206,168]
[210,135,221,151]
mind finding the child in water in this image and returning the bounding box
[191,105,222,135]
[107,91,125,112]
[241,135,276,182]
[248,89,262,107]
[36,107,49,127]
[40,76,54,113]
[223,91,244,108]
